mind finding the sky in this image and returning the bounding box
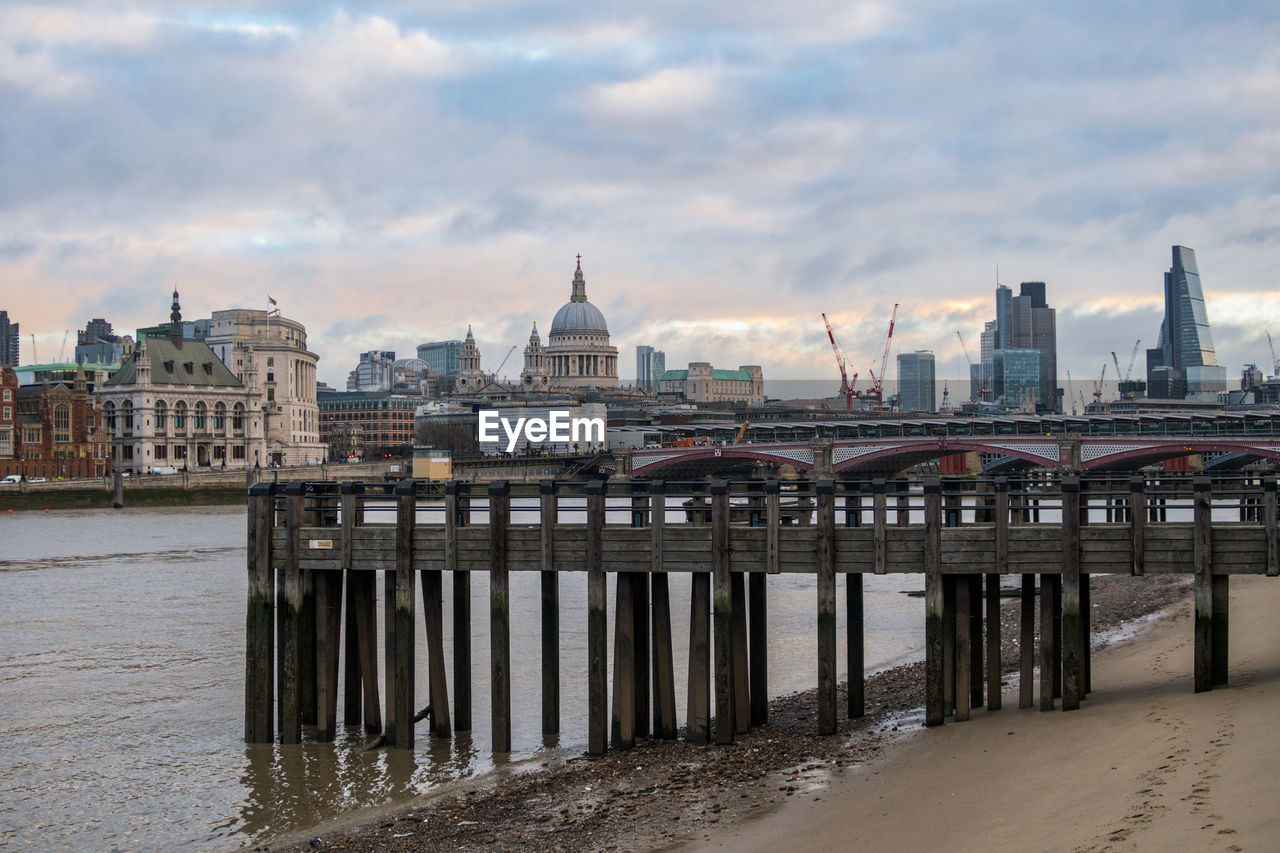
[2,1,1279,392]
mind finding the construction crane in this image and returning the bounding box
[1110,351,1123,384]
[867,303,898,406]
[732,419,751,445]
[821,313,857,410]
[58,330,70,363]
[1092,362,1107,405]
[1124,339,1141,381]
[30,333,37,364]
[1067,369,1076,415]
[1268,329,1278,376]
[493,345,517,377]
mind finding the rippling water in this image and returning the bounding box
[0,505,924,850]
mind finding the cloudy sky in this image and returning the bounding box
[3,1,1278,392]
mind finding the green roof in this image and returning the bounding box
[660,370,687,381]
[711,369,751,382]
[105,338,242,388]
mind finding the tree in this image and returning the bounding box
[414,419,478,458]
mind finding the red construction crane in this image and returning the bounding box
[867,303,898,406]
[821,313,858,410]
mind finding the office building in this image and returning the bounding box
[658,363,764,406]
[417,339,462,378]
[346,350,396,392]
[993,348,1040,410]
[897,350,936,412]
[1146,246,1227,400]
[636,345,666,392]
[984,281,1059,412]
[0,311,18,367]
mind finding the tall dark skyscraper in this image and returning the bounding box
[990,281,1059,412]
[0,311,18,367]
[1145,246,1227,399]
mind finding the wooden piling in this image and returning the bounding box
[245,482,275,743]
[420,562,450,738]
[1193,477,1213,693]
[988,477,1008,712]
[924,480,944,726]
[315,568,342,742]
[1131,473,1152,573]
[730,570,750,734]
[1039,573,1057,712]
[649,481,678,740]
[448,482,472,732]
[1061,475,1082,711]
[278,484,304,744]
[489,481,511,753]
[390,480,416,749]
[955,572,971,722]
[631,485,651,739]
[611,569,636,749]
[969,574,983,710]
[749,571,769,725]
[873,478,887,574]
[540,480,559,735]
[711,480,734,745]
[342,484,361,728]
[586,480,608,755]
[766,479,781,574]
[847,572,864,719]
[816,479,837,735]
[1265,476,1277,577]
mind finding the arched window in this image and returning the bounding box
[212,402,226,432]
[103,401,117,434]
[122,400,134,432]
[54,404,71,443]
[232,402,245,434]
[173,401,187,432]
[194,402,206,431]
[154,400,168,431]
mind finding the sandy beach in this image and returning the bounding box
[689,574,1280,853]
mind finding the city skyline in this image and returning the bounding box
[2,2,1277,388]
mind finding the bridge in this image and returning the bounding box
[627,435,1280,478]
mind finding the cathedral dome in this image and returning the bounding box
[549,258,609,335]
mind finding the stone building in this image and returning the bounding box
[204,306,326,466]
[546,258,618,390]
[658,362,764,406]
[97,293,266,472]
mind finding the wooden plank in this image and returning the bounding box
[279,486,303,744]
[489,482,511,753]
[651,481,666,574]
[392,482,416,749]
[816,480,837,735]
[1193,477,1212,693]
[924,480,944,726]
[651,573,678,739]
[586,480,607,755]
[1061,476,1082,711]
[712,481,734,745]
[245,484,274,743]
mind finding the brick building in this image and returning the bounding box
[0,365,112,479]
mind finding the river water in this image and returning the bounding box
[0,504,925,851]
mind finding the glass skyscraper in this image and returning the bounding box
[993,348,1040,410]
[636,345,665,391]
[897,350,936,412]
[1145,246,1227,399]
[417,340,462,379]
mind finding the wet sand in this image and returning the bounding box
[271,574,1254,852]
[688,574,1280,853]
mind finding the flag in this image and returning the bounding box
[267,296,277,306]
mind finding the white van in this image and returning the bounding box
[1,474,22,484]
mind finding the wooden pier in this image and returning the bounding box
[245,473,1279,751]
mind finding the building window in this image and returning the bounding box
[0,427,10,457]
[54,404,71,443]
[155,445,167,460]
[212,402,225,431]
[194,402,206,431]
[122,401,134,432]
[173,401,187,432]
[232,445,245,460]
[232,403,245,433]
[1,389,9,401]
[2,407,9,421]
[154,401,167,431]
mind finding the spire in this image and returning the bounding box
[466,324,474,340]
[169,290,183,345]
[530,322,540,341]
[570,255,587,303]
